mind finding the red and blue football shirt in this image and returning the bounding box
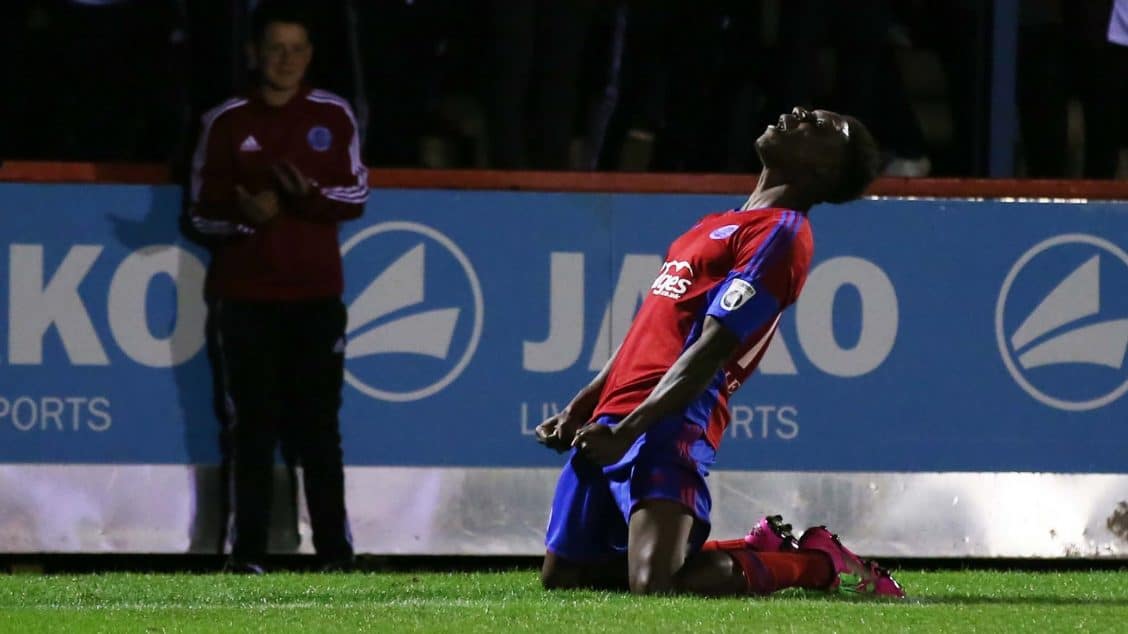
[593,207,813,449]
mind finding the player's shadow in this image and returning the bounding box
[909,596,1128,607]
[107,185,220,552]
[781,586,1128,607]
[109,187,303,556]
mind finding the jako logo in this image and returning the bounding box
[996,234,1128,411]
[340,222,483,402]
[651,260,694,299]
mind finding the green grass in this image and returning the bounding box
[1,569,1126,633]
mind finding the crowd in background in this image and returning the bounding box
[2,0,1126,178]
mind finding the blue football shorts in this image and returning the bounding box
[544,413,717,562]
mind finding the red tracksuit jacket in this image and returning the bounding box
[189,86,368,301]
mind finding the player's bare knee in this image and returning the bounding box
[626,534,683,593]
[629,563,676,595]
[540,569,579,590]
[540,554,580,590]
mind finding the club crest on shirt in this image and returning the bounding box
[709,224,739,239]
[307,125,332,151]
[720,278,756,311]
[239,135,262,152]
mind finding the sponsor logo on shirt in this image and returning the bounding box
[307,126,332,151]
[709,224,739,239]
[651,260,694,300]
[239,135,262,152]
[720,278,757,311]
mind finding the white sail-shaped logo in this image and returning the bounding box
[340,222,484,402]
[1009,256,1128,371]
[345,244,461,361]
[996,234,1128,411]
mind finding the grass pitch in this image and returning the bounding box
[1,569,1126,632]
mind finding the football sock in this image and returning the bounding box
[726,551,834,594]
[700,538,749,552]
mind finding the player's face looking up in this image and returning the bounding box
[756,107,852,196]
[251,22,313,92]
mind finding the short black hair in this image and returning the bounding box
[825,115,880,204]
[250,0,313,45]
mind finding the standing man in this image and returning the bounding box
[536,108,903,598]
[189,0,367,573]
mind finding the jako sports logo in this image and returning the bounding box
[340,222,483,402]
[996,234,1128,411]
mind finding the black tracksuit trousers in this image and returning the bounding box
[214,298,353,564]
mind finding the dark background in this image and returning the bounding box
[1,0,1125,179]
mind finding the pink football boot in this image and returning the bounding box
[797,526,906,598]
[744,515,800,552]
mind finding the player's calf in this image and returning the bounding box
[672,550,748,596]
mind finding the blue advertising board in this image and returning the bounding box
[1,183,1126,472]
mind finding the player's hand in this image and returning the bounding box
[235,186,280,225]
[272,161,313,198]
[572,423,633,466]
[534,411,583,453]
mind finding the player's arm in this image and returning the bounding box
[535,345,620,452]
[277,109,367,224]
[576,216,799,464]
[188,110,257,237]
[573,320,738,463]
